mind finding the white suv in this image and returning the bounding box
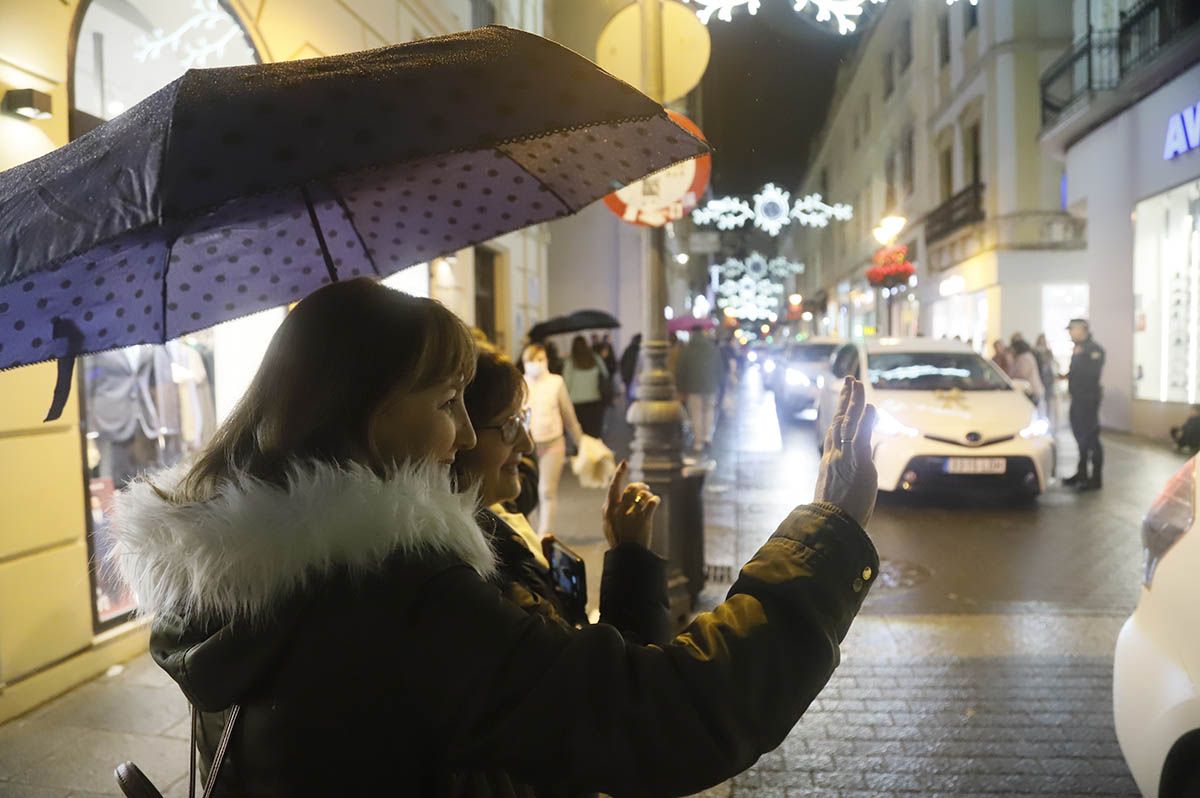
[1113,456,1200,797]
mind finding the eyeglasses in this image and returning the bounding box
[479,407,532,444]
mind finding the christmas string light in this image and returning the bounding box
[715,253,806,320]
[689,0,980,33]
[693,184,853,236]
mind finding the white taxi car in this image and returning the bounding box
[815,338,1055,497]
[1113,456,1200,797]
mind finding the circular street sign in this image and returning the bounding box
[603,110,711,228]
[596,0,712,105]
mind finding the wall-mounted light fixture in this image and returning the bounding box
[2,88,53,120]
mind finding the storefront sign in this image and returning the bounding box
[1163,101,1199,160]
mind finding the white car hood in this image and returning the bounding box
[873,388,1035,441]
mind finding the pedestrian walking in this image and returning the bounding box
[1008,338,1044,405]
[1034,334,1058,425]
[457,345,669,642]
[522,342,585,535]
[594,335,618,380]
[109,278,881,798]
[544,340,564,375]
[992,339,1014,376]
[619,333,642,403]
[1063,319,1106,491]
[562,335,610,439]
[676,325,725,457]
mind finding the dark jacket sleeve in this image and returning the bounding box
[404,502,878,798]
[597,542,672,646]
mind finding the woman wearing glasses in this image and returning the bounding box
[456,346,670,643]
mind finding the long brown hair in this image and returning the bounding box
[168,278,476,502]
[569,335,596,370]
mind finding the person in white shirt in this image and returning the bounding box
[522,343,585,535]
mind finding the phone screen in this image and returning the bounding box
[546,539,587,622]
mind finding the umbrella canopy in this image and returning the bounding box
[668,315,716,334]
[528,308,619,340]
[0,26,708,418]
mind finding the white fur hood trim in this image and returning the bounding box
[110,459,495,623]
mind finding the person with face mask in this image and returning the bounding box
[522,342,585,536]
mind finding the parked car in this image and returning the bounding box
[814,337,1055,497]
[1113,456,1200,797]
[771,337,840,422]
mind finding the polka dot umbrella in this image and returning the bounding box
[0,26,708,420]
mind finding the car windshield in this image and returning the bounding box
[868,352,1011,391]
[787,343,837,364]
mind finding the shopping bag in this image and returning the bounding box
[570,434,616,488]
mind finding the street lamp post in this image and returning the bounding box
[629,0,691,626]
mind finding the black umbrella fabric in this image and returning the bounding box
[0,26,708,418]
[528,308,619,340]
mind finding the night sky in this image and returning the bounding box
[697,2,860,197]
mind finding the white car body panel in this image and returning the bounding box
[816,338,1054,493]
[1114,459,1200,796]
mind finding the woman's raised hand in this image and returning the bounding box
[814,377,879,528]
[602,460,660,549]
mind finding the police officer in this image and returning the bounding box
[1063,319,1105,491]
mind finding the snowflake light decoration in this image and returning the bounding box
[693,184,853,236]
[793,0,887,35]
[692,0,981,33]
[715,252,806,320]
[684,0,762,25]
[134,0,244,68]
[791,193,854,228]
[691,196,754,231]
[753,184,793,236]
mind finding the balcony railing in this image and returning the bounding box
[1040,0,1199,130]
[926,183,985,244]
[1039,30,1118,127]
[1119,0,1200,73]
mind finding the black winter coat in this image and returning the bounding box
[112,459,878,797]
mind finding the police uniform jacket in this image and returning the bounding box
[1068,337,1105,399]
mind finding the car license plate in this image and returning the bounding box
[944,457,1007,475]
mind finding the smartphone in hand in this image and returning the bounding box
[542,534,587,625]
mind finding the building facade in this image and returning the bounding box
[0,0,547,723]
[1040,0,1200,437]
[785,0,1087,369]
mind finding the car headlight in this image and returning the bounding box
[1142,458,1195,587]
[763,359,776,374]
[747,351,758,363]
[785,368,811,387]
[1019,416,1051,439]
[874,407,918,437]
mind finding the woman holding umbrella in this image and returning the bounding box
[111,278,880,797]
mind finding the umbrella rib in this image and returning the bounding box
[332,193,381,278]
[161,235,176,345]
[301,185,339,284]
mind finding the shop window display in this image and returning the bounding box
[72,0,257,629]
[1134,179,1200,404]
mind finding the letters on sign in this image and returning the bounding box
[1163,102,1199,160]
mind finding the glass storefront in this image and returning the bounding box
[1133,178,1200,404]
[74,0,259,629]
[1041,283,1089,372]
[930,288,988,352]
